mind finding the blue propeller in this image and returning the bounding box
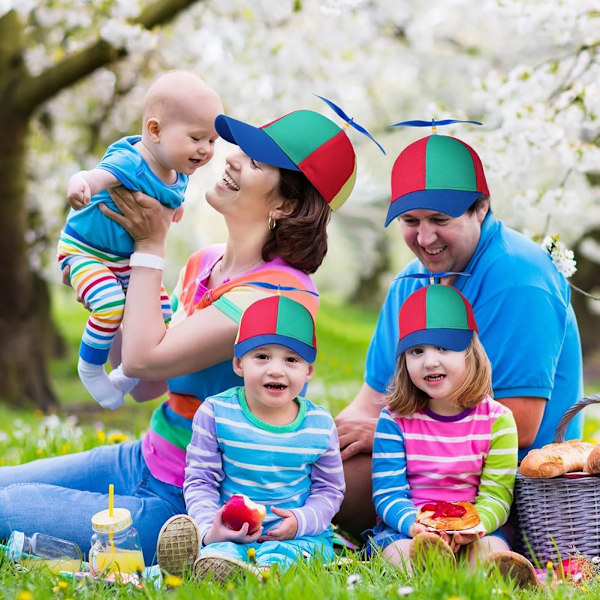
[389,118,482,134]
[314,94,386,155]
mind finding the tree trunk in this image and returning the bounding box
[0,1,203,410]
[571,230,600,379]
[0,108,58,409]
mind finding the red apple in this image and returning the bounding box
[221,494,266,534]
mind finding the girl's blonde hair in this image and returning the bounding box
[386,332,492,416]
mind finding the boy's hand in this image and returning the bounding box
[68,174,91,209]
[259,507,298,541]
[202,507,263,545]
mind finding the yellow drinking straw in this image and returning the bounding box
[108,484,116,553]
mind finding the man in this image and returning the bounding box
[334,133,583,538]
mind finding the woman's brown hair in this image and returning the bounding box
[262,169,330,274]
[386,332,492,416]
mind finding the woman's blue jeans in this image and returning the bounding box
[0,440,185,564]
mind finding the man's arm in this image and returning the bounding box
[497,396,546,449]
[334,382,386,460]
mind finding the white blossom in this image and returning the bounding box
[541,235,577,278]
[100,20,157,53]
[15,0,600,292]
[346,573,362,589]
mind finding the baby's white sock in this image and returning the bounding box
[108,364,140,395]
[78,358,124,410]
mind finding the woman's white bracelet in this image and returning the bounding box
[129,252,165,271]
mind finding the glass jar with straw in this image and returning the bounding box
[89,484,145,574]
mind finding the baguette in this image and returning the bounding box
[520,440,595,478]
[584,444,600,475]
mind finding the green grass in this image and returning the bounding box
[2,533,598,599]
[2,287,600,597]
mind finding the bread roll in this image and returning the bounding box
[584,444,600,475]
[520,440,595,478]
[416,501,480,531]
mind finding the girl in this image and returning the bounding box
[370,283,539,588]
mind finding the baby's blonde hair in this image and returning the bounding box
[385,332,492,416]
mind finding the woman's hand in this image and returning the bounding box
[100,187,174,255]
[259,507,298,542]
[202,507,263,546]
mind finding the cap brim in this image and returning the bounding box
[215,115,300,171]
[234,334,316,363]
[384,190,482,227]
[395,328,473,359]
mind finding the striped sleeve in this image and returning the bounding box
[291,426,345,537]
[183,400,224,541]
[372,409,417,536]
[474,410,518,533]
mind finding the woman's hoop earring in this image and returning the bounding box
[268,216,277,231]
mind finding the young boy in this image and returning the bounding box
[156,295,345,581]
[57,70,223,410]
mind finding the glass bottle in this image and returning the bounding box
[89,507,145,574]
[6,531,82,573]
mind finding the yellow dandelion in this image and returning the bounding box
[226,582,235,592]
[546,561,554,570]
[33,410,44,420]
[96,430,107,444]
[57,581,68,590]
[60,443,72,454]
[36,448,44,457]
[108,432,127,444]
[17,592,33,600]
[445,596,464,600]
[248,547,256,563]
[164,574,182,588]
[260,570,271,582]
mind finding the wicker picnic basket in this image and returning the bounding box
[511,393,600,563]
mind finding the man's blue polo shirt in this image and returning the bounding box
[365,211,583,460]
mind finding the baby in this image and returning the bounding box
[58,70,223,409]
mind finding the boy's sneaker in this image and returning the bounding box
[409,531,456,570]
[486,550,542,588]
[157,514,200,576]
[193,552,262,584]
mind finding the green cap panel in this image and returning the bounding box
[425,136,477,191]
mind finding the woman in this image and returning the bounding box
[0,109,357,563]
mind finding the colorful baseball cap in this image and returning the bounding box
[385,134,489,226]
[215,110,357,211]
[234,295,317,363]
[396,284,478,358]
